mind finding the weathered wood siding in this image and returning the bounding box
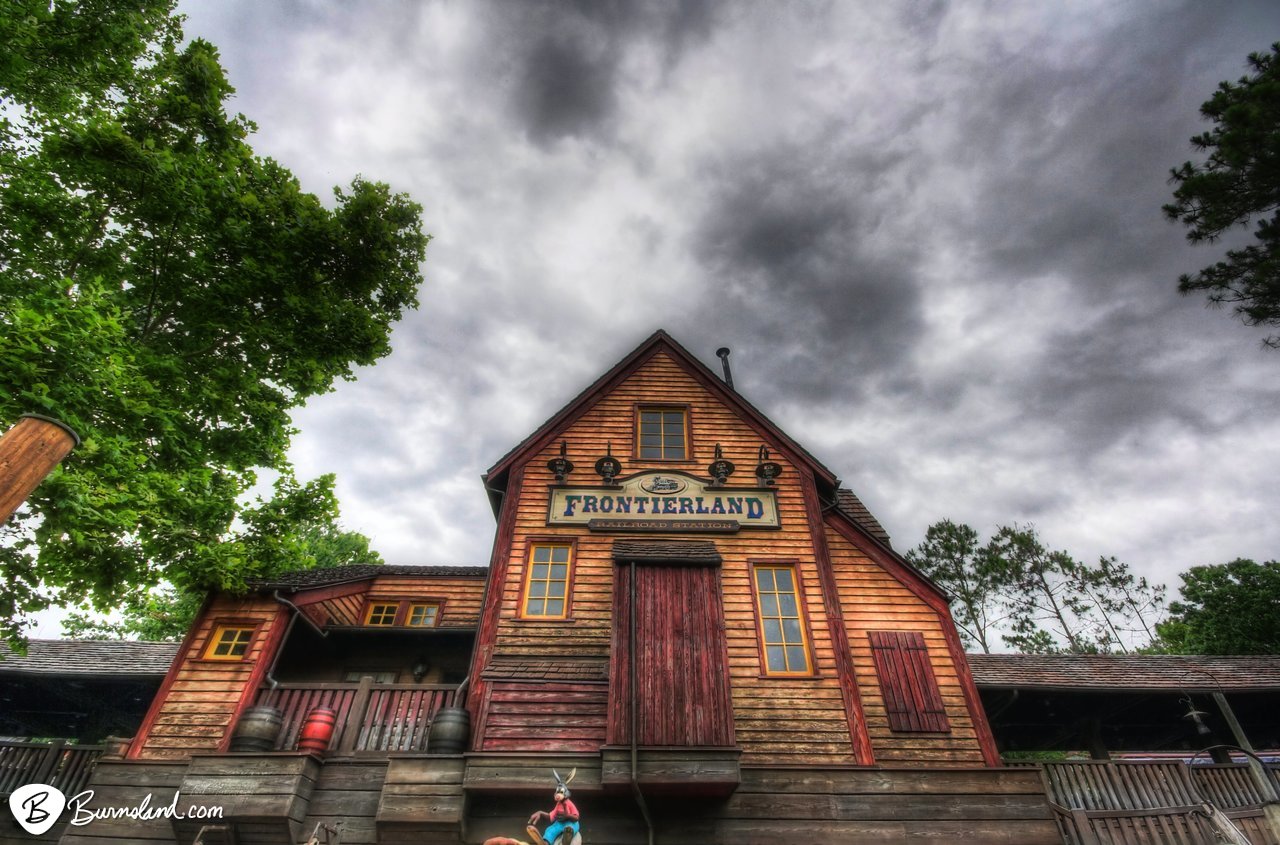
[54,760,189,845]
[367,574,486,628]
[468,766,1058,844]
[132,594,282,760]
[608,564,735,747]
[825,523,989,766]
[479,682,609,752]
[476,350,858,765]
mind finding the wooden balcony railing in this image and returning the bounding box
[252,679,458,753]
[0,740,103,798]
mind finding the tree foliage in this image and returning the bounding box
[61,482,384,641]
[1165,44,1280,347]
[906,521,1166,654]
[0,1,427,643]
[1155,559,1280,654]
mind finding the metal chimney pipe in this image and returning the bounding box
[715,347,734,390]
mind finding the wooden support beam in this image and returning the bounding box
[0,414,79,522]
[336,675,375,754]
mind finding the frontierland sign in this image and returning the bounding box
[548,471,780,530]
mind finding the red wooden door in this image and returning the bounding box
[607,563,735,747]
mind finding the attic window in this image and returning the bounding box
[203,625,255,661]
[638,407,687,461]
[407,603,440,627]
[365,603,398,626]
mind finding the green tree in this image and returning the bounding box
[907,521,1165,653]
[0,1,427,644]
[905,520,1008,653]
[1156,559,1280,654]
[62,478,384,641]
[1165,44,1280,347]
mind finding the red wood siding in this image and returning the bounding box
[607,564,735,747]
[868,630,950,733]
[480,682,608,752]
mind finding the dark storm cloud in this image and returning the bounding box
[690,142,926,405]
[951,2,1258,297]
[473,0,722,146]
[158,0,1280,599]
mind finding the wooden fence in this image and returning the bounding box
[0,740,103,798]
[1043,760,1280,845]
[253,679,457,753]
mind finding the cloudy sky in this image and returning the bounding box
[160,2,1280,598]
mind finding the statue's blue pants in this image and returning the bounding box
[544,819,579,844]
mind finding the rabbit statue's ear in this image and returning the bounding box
[565,768,576,785]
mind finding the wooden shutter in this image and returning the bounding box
[868,630,950,733]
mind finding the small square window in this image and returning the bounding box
[407,603,440,627]
[365,603,398,626]
[638,407,687,460]
[204,625,255,660]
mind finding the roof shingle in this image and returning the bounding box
[0,640,180,677]
[251,563,488,592]
[966,653,1280,692]
[611,539,723,564]
[834,487,892,547]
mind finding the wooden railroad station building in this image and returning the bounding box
[3,330,1278,845]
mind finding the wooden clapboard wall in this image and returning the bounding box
[362,573,486,628]
[825,520,997,766]
[130,593,284,760]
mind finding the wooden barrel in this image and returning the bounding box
[297,706,337,753]
[427,706,470,754]
[229,705,283,752]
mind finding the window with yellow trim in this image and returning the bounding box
[365,603,398,626]
[407,603,440,627]
[754,565,811,674]
[638,407,687,460]
[523,544,571,617]
[204,625,255,660]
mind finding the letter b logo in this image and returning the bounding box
[9,783,66,835]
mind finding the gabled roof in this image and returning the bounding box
[482,328,904,576]
[967,653,1280,692]
[0,640,180,677]
[484,329,839,495]
[251,563,488,592]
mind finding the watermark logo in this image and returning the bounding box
[9,784,66,836]
[8,785,222,834]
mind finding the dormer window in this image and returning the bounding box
[638,406,687,461]
[365,603,398,626]
[407,602,440,627]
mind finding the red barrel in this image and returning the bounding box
[297,706,337,753]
